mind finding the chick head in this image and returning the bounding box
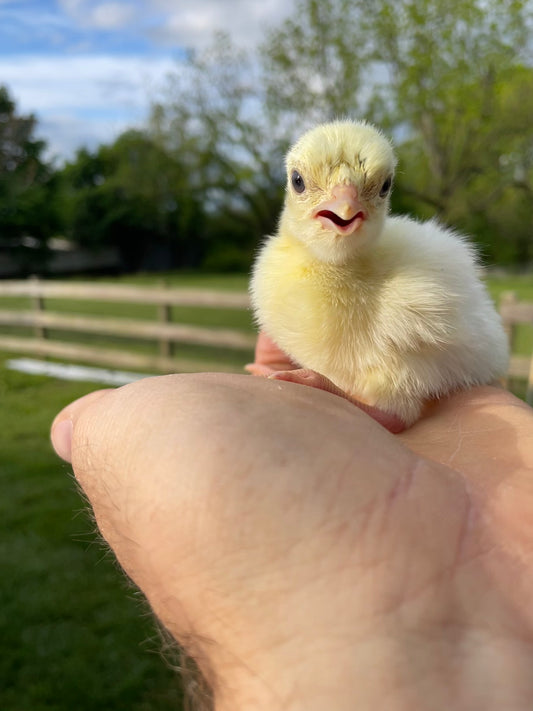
[282,120,397,264]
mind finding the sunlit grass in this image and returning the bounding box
[486,273,533,302]
[0,359,185,711]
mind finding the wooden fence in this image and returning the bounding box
[0,279,255,374]
[499,291,533,404]
[0,280,531,402]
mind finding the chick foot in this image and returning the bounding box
[269,368,406,434]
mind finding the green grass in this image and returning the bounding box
[0,360,186,711]
[486,273,533,303]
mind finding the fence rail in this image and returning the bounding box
[0,279,255,374]
[0,279,251,308]
[0,281,531,402]
[0,310,255,349]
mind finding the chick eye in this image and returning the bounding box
[379,176,392,198]
[291,170,305,194]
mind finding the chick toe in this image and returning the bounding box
[269,368,406,433]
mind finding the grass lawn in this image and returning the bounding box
[0,358,187,711]
[485,272,533,302]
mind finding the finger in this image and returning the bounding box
[244,362,293,376]
[244,363,275,375]
[252,331,299,370]
[51,389,114,462]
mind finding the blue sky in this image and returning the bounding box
[0,0,289,163]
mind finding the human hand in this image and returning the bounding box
[244,330,299,375]
[246,332,407,432]
[51,374,533,711]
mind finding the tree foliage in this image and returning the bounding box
[0,85,59,273]
[148,33,285,264]
[150,0,533,266]
[262,0,368,127]
[61,130,205,271]
[259,0,533,263]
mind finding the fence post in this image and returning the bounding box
[30,275,47,340]
[157,282,172,357]
[499,291,517,389]
[527,353,533,407]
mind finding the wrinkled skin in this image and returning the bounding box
[51,360,533,711]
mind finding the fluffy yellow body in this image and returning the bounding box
[251,214,509,425]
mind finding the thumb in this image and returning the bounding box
[51,389,113,463]
[49,377,204,608]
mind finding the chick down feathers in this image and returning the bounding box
[250,120,509,426]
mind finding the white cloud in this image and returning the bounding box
[1,54,175,110]
[58,0,137,30]
[89,3,136,29]
[39,113,115,162]
[148,0,291,49]
[0,54,177,161]
[58,0,84,14]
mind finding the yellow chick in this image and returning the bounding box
[250,120,509,428]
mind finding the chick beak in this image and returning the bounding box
[314,184,366,235]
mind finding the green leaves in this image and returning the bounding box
[262,0,368,127]
[60,131,206,271]
[258,0,533,263]
[0,86,59,272]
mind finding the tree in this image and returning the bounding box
[261,0,533,263]
[262,0,369,131]
[369,0,531,206]
[61,130,205,271]
[0,85,59,273]
[150,0,533,268]
[148,33,285,262]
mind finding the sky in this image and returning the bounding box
[0,0,290,164]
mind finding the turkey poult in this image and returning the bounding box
[249,120,509,431]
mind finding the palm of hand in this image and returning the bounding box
[54,368,533,709]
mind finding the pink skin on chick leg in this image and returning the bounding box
[245,332,406,434]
